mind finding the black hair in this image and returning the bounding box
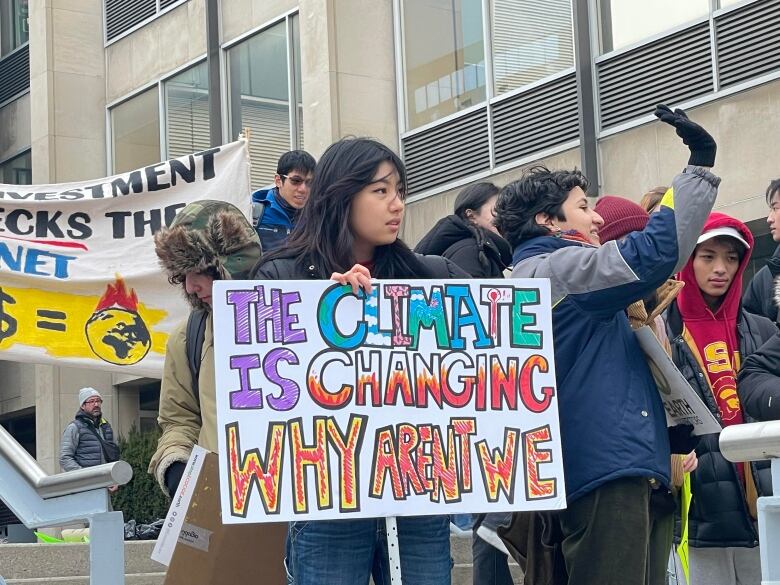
[261,137,433,279]
[766,178,780,205]
[454,182,500,220]
[494,166,589,248]
[277,150,316,177]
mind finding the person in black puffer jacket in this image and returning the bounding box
[415,182,512,278]
[738,276,780,421]
[253,137,468,585]
[742,178,780,324]
[666,214,776,585]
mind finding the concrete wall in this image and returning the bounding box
[105,1,206,104]
[599,79,780,223]
[298,0,398,157]
[28,0,107,183]
[0,94,31,162]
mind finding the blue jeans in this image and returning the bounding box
[286,516,452,585]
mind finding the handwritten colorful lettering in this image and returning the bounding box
[214,279,566,523]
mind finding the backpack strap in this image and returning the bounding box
[186,309,208,406]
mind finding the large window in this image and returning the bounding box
[599,0,709,53]
[402,0,486,130]
[0,149,30,184]
[0,0,28,58]
[164,61,210,159]
[492,0,574,95]
[110,87,160,174]
[227,15,304,188]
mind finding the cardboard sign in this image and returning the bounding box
[635,326,722,435]
[213,279,567,523]
[160,449,286,585]
[0,141,251,376]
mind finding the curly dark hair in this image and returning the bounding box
[494,166,589,248]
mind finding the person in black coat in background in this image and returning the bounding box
[738,276,780,421]
[742,178,780,324]
[415,182,512,278]
[415,182,514,585]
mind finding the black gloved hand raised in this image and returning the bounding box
[654,104,717,168]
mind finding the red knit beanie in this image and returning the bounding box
[595,195,650,244]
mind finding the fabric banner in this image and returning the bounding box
[0,140,251,376]
[212,278,567,524]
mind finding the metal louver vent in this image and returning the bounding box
[105,0,156,42]
[0,44,30,106]
[161,0,182,9]
[716,0,780,88]
[597,22,713,129]
[403,107,490,196]
[492,71,578,166]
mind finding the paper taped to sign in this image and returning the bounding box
[635,326,722,436]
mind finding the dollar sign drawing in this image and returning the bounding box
[0,287,18,342]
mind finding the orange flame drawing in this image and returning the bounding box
[95,277,139,313]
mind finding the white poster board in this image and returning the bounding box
[636,326,722,436]
[212,279,567,523]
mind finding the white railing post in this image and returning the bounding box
[720,421,780,585]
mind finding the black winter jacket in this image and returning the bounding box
[667,302,776,548]
[738,330,780,421]
[414,215,512,278]
[743,244,780,323]
[253,253,469,282]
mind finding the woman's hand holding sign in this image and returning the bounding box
[331,264,373,295]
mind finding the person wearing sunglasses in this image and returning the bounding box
[251,149,316,252]
[60,387,121,491]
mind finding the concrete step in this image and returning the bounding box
[0,541,163,580]
[4,573,165,585]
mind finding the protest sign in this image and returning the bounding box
[213,279,566,523]
[635,326,722,435]
[0,141,250,376]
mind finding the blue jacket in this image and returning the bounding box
[251,187,296,252]
[510,166,720,503]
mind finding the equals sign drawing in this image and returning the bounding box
[37,310,66,332]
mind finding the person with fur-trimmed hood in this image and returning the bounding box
[666,213,776,585]
[148,200,262,497]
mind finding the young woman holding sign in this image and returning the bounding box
[253,137,468,585]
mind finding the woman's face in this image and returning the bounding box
[349,161,406,261]
[467,195,499,234]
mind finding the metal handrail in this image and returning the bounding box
[720,420,780,464]
[0,423,132,498]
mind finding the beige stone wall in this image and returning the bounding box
[402,148,582,246]
[599,79,780,223]
[0,362,36,418]
[298,0,398,157]
[105,1,206,104]
[0,94,31,162]
[221,0,299,43]
[29,0,106,183]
